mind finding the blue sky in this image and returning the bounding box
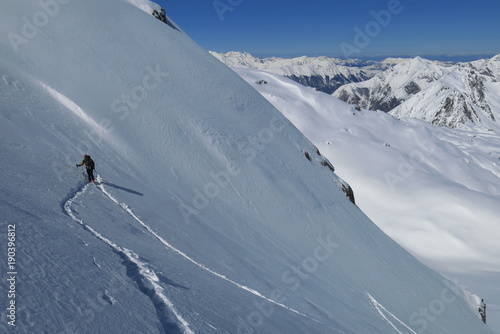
[159,0,500,60]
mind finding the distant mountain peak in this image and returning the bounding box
[391,66,497,128]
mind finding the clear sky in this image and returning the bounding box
[158,0,500,61]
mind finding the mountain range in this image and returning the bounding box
[390,57,500,128]
[210,51,408,94]
[214,52,500,129]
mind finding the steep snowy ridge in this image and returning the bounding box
[0,1,496,333]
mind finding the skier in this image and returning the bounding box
[76,154,95,183]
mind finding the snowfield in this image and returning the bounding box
[0,0,497,333]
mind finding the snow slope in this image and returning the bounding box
[0,1,495,333]
[233,67,500,332]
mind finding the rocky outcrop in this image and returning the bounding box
[303,148,355,204]
[287,72,371,95]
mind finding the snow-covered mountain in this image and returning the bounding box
[210,51,387,94]
[465,54,500,81]
[391,66,499,128]
[232,67,500,332]
[333,57,452,112]
[334,55,500,129]
[0,1,496,334]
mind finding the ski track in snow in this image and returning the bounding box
[95,176,343,332]
[368,294,417,334]
[63,182,194,334]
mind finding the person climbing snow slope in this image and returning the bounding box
[76,154,95,183]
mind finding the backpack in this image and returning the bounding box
[85,157,95,169]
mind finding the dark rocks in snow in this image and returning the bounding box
[433,95,472,127]
[368,95,400,112]
[287,73,370,95]
[336,85,401,112]
[320,158,335,172]
[478,299,487,324]
[404,81,421,95]
[431,69,496,128]
[151,7,179,31]
[341,181,356,205]
[319,157,355,204]
[336,87,367,107]
[152,8,167,23]
[303,148,355,204]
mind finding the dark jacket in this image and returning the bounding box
[77,156,95,170]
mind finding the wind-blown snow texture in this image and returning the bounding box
[0,1,495,333]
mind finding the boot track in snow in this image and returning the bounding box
[368,293,418,334]
[64,176,343,332]
[63,181,194,334]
